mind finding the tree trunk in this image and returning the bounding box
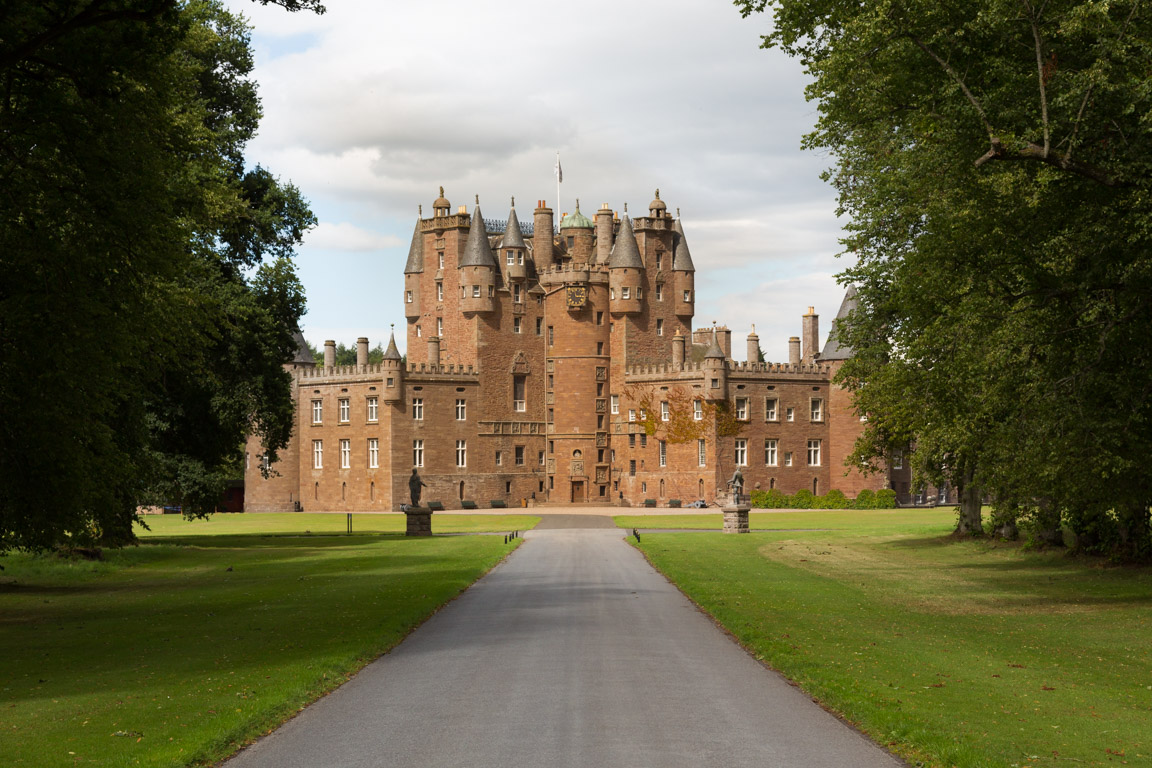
[1033,499,1064,547]
[1116,502,1151,562]
[955,478,984,536]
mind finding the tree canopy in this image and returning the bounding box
[0,0,319,551]
[736,0,1152,558]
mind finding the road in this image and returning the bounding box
[223,516,903,768]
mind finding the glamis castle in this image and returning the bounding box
[244,189,911,511]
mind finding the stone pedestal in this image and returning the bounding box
[405,508,433,536]
[722,505,750,534]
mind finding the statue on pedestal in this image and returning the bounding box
[409,468,427,508]
[727,468,745,505]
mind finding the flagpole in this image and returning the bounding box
[555,151,561,224]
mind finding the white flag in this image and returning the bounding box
[554,154,563,183]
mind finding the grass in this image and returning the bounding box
[137,512,540,538]
[615,508,957,532]
[0,519,528,767]
[633,511,1152,768]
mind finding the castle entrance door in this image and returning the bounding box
[571,480,585,503]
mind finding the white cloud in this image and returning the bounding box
[304,221,402,252]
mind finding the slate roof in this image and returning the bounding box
[291,330,315,365]
[502,206,526,249]
[403,220,423,274]
[672,218,695,272]
[459,205,498,268]
[704,328,725,359]
[820,285,859,361]
[608,215,644,269]
[382,331,402,360]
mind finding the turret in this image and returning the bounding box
[290,330,315,371]
[594,204,613,264]
[802,306,819,364]
[648,189,668,220]
[671,216,696,318]
[533,201,554,268]
[381,330,403,403]
[403,219,423,319]
[746,326,760,364]
[608,214,644,315]
[432,186,450,218]
[559,200,594,263]
[458,203,497,314]
[702,328,727,400]
[502,201,528,282]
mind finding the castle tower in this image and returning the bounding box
[380,330,403,403]
[502,201,528,282]
[458,203,497,315]
[608,214,643,315]
[559,201,595,263]
[703,328,727,400]
[403,220,423,320]
[671,216,696,322]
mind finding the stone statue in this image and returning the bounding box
[727,468,745,501]
[409,468,427,507]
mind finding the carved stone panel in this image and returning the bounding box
[595,399,605,412]
[596,432,607,447]
[595,466,608,483]
[570,460,584,476]
[595,366,607,381]
[547,458,556,473]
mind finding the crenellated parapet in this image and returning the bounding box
[405,362,481,379]
[297,364,391,384]
[420,213,470,233]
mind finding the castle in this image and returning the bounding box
[244,189,910,511]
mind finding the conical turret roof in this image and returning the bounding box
[672,218,695,272]
[821,285,859,361]
[503,206,526,249]
[460,205,497,267]
[291,330,315,365]
[382,331,402,360]
[608,215,643,269]
[704,328,725,359]
[403,220,423,274]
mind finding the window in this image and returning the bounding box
[437,283,444,301]
[548,374,554,390]
[694,400,703,420]
[736,398,748,420]
[513,375,526,412]
[340,439,350,469]
[622,287,630,300]
[455,398,466,420]
[735,439,747,466]
[495,451,503,466]
[611,395,619,414]
[406,290,413,303]
[245,451,249,470]
[339,398,350,423]
[710,378,719,389]
[412,398,423,420]
[513,284,522,303]
[765,398,778,421]
[437,317,443,336]
[369,438,379,468]
[659,440,667,467]
[506,249,515,265]
[683,290,691,302]
[313,440,323,469]
[416,325,422,338]
[640,434,647,448]
[596,311,603,325]
[515,446,525,466]
[536,318,542,335]
[765,439,778,466]
[655,284,663,301]
[596,341,604,355]
[629,433,636,447]
[518,251,525,265]
[698,439,706,467]
[610,288,615,300]
[655,253,663,270]
[639,409,646,420]
[312,399,322,424]
[807,439,821,466]
[367,396,378,422]
[656,319,664,336]
[786,407,795,422]
[488,285,494,297]
[472,285,481,298]
[810,398,823,422]
[785,451,793,467]
[456,440,467,467]
[893,449,904,470]
[628,409,636,422]
[413,440,424,467]
[513,317,522,334]
[629,459,636,476]
[548,326,554,346]
[438,252,445,269]
[661,401,670,421]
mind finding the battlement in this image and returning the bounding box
[297,364,390,383]
[406,362,481,379]
[420,213,471,233]
[623,359,831,381]
[538,261,609,286]
[632,216,672,232]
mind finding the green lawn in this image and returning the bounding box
[615,508,958,532]
[635,514,1152,768]
[138,512,539,537]
[0,525,524,767]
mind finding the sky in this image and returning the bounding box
[226,0,853,361]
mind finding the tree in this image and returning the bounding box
[0,0,320,551]
[736,0,1152,556]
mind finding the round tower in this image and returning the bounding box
[458,203,497,314]
[403,217,423,320]
[559,200,595,263]
[703,328,728,400]
[608,214,643,315]
[671,216,696,319]
[502,200,528,282]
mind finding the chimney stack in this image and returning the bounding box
[802,307,819,364]
[746,325,760,364]
[357,337,369,369]
[788,336,801,366]
[428,336,441,367]
[672,330,685,368]
[324,339,336,369]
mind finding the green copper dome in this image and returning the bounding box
[560,201,593,229]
